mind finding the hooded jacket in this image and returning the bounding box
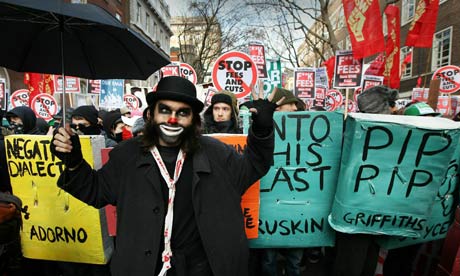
[203,91,242,134]
[6,106,42,134]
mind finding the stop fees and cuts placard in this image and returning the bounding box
[212,51,258,99]
[432,65,460,94]
[31,93,58,121]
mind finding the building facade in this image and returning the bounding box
[170,15,222,83]
[298,0,459,99]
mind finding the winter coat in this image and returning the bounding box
[203,105,242,134]
[57,130,274,276]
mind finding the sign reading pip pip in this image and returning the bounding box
[329,113,460,237]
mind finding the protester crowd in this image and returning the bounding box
[0,77,459,276]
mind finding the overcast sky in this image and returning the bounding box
[166,0,187,16]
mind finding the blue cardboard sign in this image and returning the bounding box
[329,113,460,237]
[250,111,343,248]
[377,141,460,249]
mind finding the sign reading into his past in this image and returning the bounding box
[329,113,460,238]
[249,111,343,248]
[6,135,113,264]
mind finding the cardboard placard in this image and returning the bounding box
[6,135,113,264]
[329,113,460,237]
[250,111,343,248]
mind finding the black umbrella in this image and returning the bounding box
[0,0,170,121]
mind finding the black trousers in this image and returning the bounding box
[332,233,380,276]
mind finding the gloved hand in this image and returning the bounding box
[50,128,83,170]
[250,99,277,137]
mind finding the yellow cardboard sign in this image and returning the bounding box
[5,135,112,264]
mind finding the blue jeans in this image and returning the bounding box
[261,248,303,276]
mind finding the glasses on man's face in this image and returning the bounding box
[70,123,90,130]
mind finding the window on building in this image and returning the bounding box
[136,2,141,23]
[431,26,452,71]
[345,36,351,50]
[400,47,412,79]
[160,29,164,47]
[146,13,150,32]
[401,0,416,25]
[331,6,344,31]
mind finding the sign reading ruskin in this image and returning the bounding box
[250,112,343,248]
[249,41,268,79]
[333,50,363,89]
[6,135,113,264]
[212,51,258,99]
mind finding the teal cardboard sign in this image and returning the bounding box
[263,59,282,96]
[250,111,343,248]
[329,113,460,237]
[377,141,460,249]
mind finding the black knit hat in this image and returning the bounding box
[102,110,122,134]
[72,105,99,125]
[149,76,204,113]
[211,93,232,106]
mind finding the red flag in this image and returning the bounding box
[24,72,44,106]
[383,5,401,89]
[321,56,335,88]
[405,0,440,48]
[365,53,385,76]
[342,0,385,59]
[43,74,55,95]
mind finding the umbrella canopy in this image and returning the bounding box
[0,0,170,80]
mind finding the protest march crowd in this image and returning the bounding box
[0,75,459,276]
[0,0,460,275]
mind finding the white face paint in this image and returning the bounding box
[159,124,184,137]
[152,100,193,147]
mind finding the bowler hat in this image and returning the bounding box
[149,76,204,113]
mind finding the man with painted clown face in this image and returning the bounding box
[51,76,282,276]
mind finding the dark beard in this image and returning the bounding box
[142,117,201,154]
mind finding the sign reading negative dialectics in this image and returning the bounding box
[212,51,258,99]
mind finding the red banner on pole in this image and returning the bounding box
[342,0,385,59]
[405,0,440,48]
[383,5,401,89]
